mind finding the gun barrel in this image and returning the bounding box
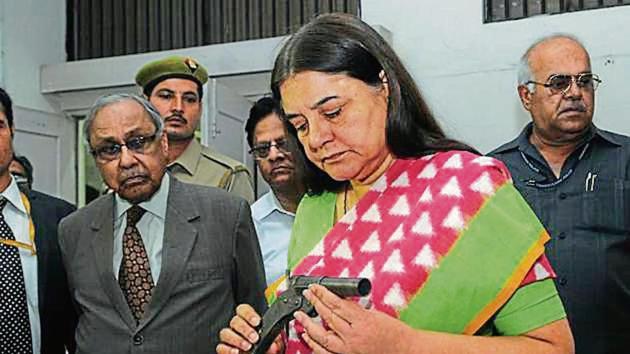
[291,276,371,297]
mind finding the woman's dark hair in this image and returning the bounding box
[271,13,475,195]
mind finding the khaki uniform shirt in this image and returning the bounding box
[168,139,254,203]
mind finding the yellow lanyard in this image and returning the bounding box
[0,192,36,255]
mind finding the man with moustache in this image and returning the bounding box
[135,56,254,203]
[58,94,266,353]
[490,34,630,354]
[0,88,76,354]
[245,97,305,287]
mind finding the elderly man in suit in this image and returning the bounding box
[0,87,76,354]
[58,93,266,353]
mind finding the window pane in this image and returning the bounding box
[546,0,561,13]
[527,0,545,15]
[509,0,526,18]
[491,0,507,20]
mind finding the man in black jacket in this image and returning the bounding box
[0,87,76,353]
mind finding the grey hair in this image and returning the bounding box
[517,33,588,91]
[84,93,164,146]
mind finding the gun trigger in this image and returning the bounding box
[301,300,317,317]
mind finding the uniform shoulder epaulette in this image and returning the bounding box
[199,145,248,172]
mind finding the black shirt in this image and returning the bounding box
[490,123,630,354]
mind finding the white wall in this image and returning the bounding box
[0,0,75,201]
[362,1,630,153]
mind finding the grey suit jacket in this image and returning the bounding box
[58,178,267,353]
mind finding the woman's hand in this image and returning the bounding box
[294,285,574,354]
[216,304,284,354]
[294,284,411,354]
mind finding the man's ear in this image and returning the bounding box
[160,131,169,155]
[10,126,14,138]
[139,87,149,100]
[517,85,533,111]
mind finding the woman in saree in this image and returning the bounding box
[217,13,574,354]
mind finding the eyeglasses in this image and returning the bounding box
[91,133,158,162]
[526,73,601,95]
[249,139,290,160]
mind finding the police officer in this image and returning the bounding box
[135,55,254,202]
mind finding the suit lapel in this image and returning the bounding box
[29,192,49,310]
[90,195,136,329]
[139,178,199,329]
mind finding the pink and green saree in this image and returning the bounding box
[281,151,561,353]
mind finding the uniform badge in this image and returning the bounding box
[184,57,198,72]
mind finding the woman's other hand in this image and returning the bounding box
[294,284,411,354]
[216,304,284,354]
[294,284,574,354]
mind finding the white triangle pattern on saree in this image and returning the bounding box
[339,268,350,278]
[470,171,495,195]
[442,153,463,169]
[340,207,357,225]
[332,239,353,260]
[412,211,434,237]
[359,261,375,280]
[414,244,437,270]
[391,172,410,188]
[442,206,465,230]
[361,231,381,253]
[383,282,407,310]
[382,249,405,273]
[419,186,433,203]
[389,195,411,216]
[534,262,550,280]
[472,156,496,166]
[372,174,389,192]
[361,204,382,223]
[388,224,405,243]
[418,163,437,179]
[440,176,462,198]
[312,241,325,256]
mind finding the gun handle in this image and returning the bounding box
[250,289,303,354]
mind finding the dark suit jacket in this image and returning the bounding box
[28,190,77,354]
[58,178,267,353]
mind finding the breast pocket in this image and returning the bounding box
[580,178,630,234]
[185,265,229,284]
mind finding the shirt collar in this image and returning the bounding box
[591,125,624,146]
[1,176,27,215]
[167,138,201,175]
[115,173,170,221]
[493,122,618,154]
[252,191,294,221]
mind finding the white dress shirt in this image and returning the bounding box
[2,176,40,354]
[251,191,295,286]
[113,174,170,283]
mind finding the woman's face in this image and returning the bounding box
[280,70,390,183]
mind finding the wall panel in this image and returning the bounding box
[68,0,361,60]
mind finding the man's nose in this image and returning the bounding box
[172,96,184,112]
[563,77,583,99]
[267,144,286,161]
[118,146,138,168]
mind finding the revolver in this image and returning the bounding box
[249,276,372,354]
